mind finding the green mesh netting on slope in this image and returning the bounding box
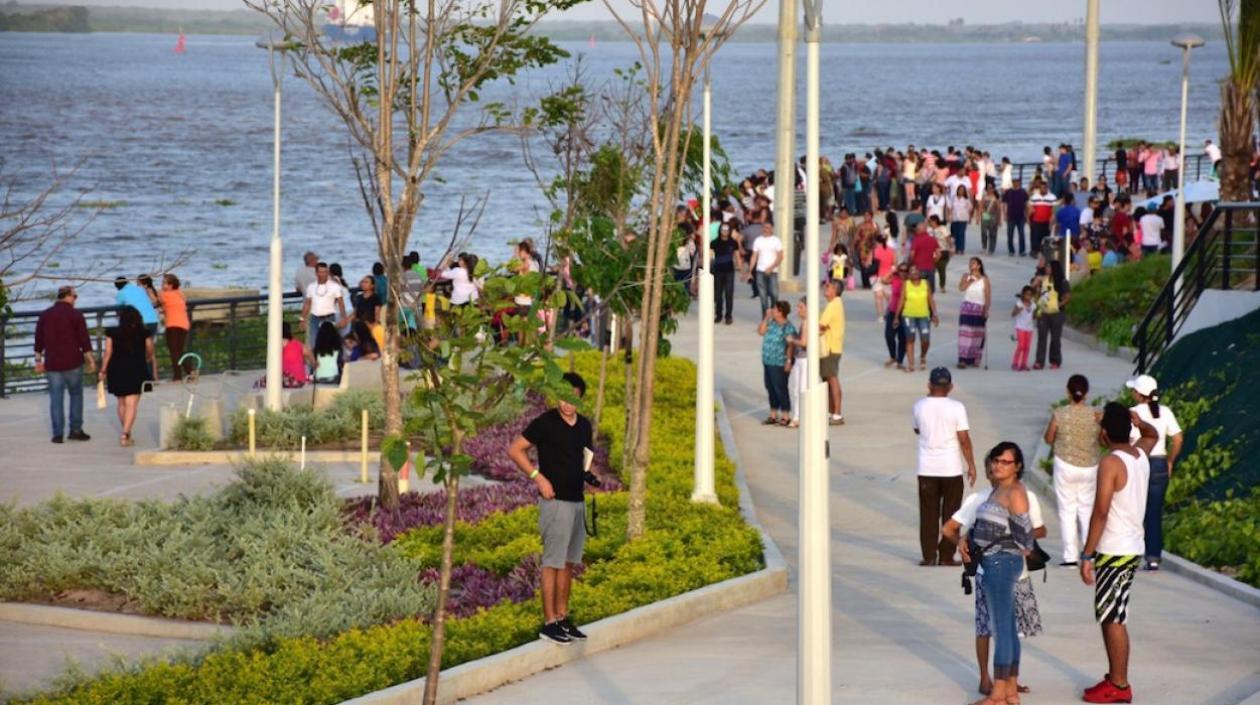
[1152,306,1260,506]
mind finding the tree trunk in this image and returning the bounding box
[621,316,637,476]
[1218,80,1256,203]
[377,238,404,513]
[593,344,609,430]
[422,430,463,705]
[626,65,693,540]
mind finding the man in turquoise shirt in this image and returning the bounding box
[115,276,159,331]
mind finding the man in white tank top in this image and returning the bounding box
[1077,402,1159,704]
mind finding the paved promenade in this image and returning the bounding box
[2,246,1258,702]
[464,251,1260,704]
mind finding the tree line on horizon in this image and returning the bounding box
[0,5,1222,42]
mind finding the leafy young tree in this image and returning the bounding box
[246,0,583,513]
[394,260,580,704]
[601,0,764,539]
[1216,0,1259,203]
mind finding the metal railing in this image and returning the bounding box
[1006,153,1212,188]
[1,291,308,397]
[1132,202,1260,373]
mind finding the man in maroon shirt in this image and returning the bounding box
[34,286,96,443]
[909,219,941,292]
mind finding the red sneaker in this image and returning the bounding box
[1083,678,1132,703]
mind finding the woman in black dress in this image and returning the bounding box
[100,306,154,446]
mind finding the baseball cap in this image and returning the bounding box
[1125,374,1158,397]
[929,367,952,386]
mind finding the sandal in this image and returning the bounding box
[762,417,779,426]
[919,361,927,370]
[120,433,134,448]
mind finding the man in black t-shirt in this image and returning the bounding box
[508,372,595,645]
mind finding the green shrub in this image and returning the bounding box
[0,458,432,626]
[1166,489,1260,587]
[1096,315,1137,353]
[1066,255,1169,336]
[170,415,216,451]
[16,352,763,705]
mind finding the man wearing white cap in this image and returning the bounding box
[1125,374,1184,572]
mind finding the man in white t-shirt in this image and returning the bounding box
[1137,208,1164,254]
[1204,139,1222,169]
[299,262,347,349]
[912,367,977,566]
[747,223,784,316]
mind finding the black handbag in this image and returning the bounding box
[1025,540,1051,574]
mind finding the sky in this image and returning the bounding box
[36,0,1224,25]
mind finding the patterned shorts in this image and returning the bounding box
[1094,554,1140,624]
[975,576,1044,638]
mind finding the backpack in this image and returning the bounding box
[1039,280,1060,315]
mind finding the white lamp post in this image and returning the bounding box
[1074,0,1100,270]
[774,0,798,292]
[256,34,289,411]
[798,3,831,703]
[1171,33,1205,275]
[693,13,724,505]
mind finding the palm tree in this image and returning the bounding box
[1216,0,1259,202]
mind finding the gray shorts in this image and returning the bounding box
[820,353,841,379]
[539,498,585,569]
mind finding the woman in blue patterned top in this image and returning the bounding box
[757,300,796,427]
[959,441,1034,705]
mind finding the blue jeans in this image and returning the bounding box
[754,270,779,315]
[950,220,968,254]
[1006,221,1026,255]
[306,313,335,348]
[1145,457,1170,560]
[763,363,790,413]
[841,186,856,214]
[980,551,1023,679]
[47,366,85,438]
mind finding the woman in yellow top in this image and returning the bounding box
[894,266,938,371]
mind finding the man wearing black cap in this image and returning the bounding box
[912,367,977,566]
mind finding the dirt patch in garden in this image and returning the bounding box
[36,590,223,623]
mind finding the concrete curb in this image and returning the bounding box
[337,393,789,705]
[1061,324,1138,364]
[1029,421,1260,611]
[0,602,234,640]
[134,449,379,466]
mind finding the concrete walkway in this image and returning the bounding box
[463,251,1260,704]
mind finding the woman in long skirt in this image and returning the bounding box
[957,257,990,368]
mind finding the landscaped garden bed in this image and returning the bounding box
[5,352,765,704]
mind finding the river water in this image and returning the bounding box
[0,32,1228,307]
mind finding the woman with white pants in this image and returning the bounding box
[786,298,809,429]
[1042,374,1101,566]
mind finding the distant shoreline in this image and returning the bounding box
[0,6,1221,42]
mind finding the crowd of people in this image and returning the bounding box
[698,139,1232,425]
[915,365,1182,705]
[33,275,189,446]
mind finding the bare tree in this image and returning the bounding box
[0,165,100,311]
[602,0,765,539]
[246,0,581,512]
